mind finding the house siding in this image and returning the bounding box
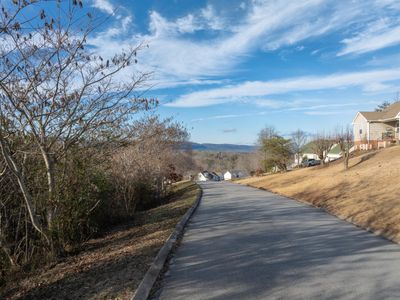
[353,114,368,142]
[369,122,388,141]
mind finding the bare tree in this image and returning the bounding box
[257,125,278,145]
[236,153,260,174]
[0,1,153,243]
[110,116,190,212]
[310,132,334,166]
[291,129,308,166]
[375,93,400,111]
[335,126,354,170]
[375,100,392,112]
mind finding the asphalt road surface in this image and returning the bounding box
[155,181,400,300]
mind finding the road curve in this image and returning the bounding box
[155,181,400,299]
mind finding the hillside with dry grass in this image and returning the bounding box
[238,146,400,242]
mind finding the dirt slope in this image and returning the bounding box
[238,146,400,242]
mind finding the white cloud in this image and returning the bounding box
[253,99,285,108]
[88,1,344,86]
[338,18,400,56]
[168,68,400,107]
[87,0,400,89]
[190,101,370,123]
[91,0,115,15]
[304,111,349,116]
[200,5,225,30]
[365,53,400,67]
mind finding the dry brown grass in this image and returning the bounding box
[1,181,200,300]
[238,146,400,242]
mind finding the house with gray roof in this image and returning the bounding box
[352,102,400,150]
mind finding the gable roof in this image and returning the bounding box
[359,102,400,121]
[301,142,342,156]
[328,144,341,155]
[302,141,316,154]
[224,170,244,175]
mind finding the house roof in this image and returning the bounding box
[301,142,342,156]
[359,102,400,121]
[302,141,316,154]
[225,170,243,174]
[328,144,341,155]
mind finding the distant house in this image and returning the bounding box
[197,172,208,181]
[294,142,319,165]
[197,171,219,181]
[211,172,221,181]
[224,170,245,180]
[352,102,400,150]
[326,144,342,162]
[293,143,345,166]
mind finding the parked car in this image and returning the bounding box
[302,159,321,167]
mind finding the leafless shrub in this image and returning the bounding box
[335,126,354,170]
[311,131,335,166]
[109,116,192,213]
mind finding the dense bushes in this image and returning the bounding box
[0,147,106,271]
[0,116,193,284]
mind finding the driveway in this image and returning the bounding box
[155,181,400,299]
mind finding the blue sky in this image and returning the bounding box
[88,0,400,144]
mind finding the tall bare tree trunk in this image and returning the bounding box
[344,150,350,170]
[40,148,56,230]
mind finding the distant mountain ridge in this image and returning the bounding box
[188,142,257,153]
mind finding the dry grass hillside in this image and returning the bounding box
[238,146,400,242]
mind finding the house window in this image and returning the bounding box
[359,129,362,134]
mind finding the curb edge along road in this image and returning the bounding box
[131,183,203,300]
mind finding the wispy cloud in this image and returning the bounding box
[87,0,400,91]
[190,100,368,123]
[304,110,350,116]
[87,0,399,88]
[168,68,400,107]
[338,18,400,56]
[365,53,400,67]
[191,113,256,122]
[91,0,115,15]
[222,128,237,133]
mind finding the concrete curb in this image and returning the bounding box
[242,183,400,245]
[131,184,203,300]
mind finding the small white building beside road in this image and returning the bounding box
[223,170,244,180]
[198,172,208,181]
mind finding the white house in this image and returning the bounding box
[352,102,400,150]
[223,170,244,180]
[197,172,208,181]
[293,143,351,167]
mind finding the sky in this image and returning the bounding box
[87,0,400,144]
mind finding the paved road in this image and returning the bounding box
[155,181,400,299]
